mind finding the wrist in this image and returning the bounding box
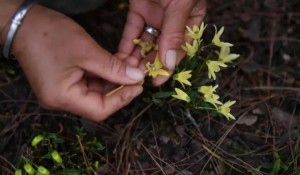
[0,0,23,44]
[2,0,37,58]
[11,4,80,61]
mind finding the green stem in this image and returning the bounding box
[192,50,213,82]
[201,43,214,49]
[195,106,217,111]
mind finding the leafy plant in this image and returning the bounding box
[137,22,240,120]
[259,152,288,175]
[14,128,105,175]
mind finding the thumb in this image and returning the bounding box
[158,0,193,70]
[80,46,145,85]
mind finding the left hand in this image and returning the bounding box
[117,0,206,85]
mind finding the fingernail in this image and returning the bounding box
[165,49,177,70]
[126,66,144,81]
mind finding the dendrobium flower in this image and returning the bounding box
[173,70,192,88]
[172,88,191,103]
[133,39,158,58]
[181,39,199,58]
[217,100,236,120]
[186,22,207,40]
[146,53,169,78]
[205,93,222,107]
[216,46,240,63]
[198,85,222,107]
[212,26,233,48]
[198,85,219,95]
[206,60,227,80]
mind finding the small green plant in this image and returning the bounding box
[259,152,288,175]
[14,128,105,175]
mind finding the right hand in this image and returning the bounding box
[9,4,145,121]
[117,0,206,85]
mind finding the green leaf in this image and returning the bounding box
[190,56,199,69]
[93,161,100,169]
[274,152,280,159]
[92,137,105,151]
[271,159,281,175]
[187,91,198,100]
[152,91,174,98]
[280,161,288,170]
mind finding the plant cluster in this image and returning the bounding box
[14,128,104,175]
[137,22,240,120]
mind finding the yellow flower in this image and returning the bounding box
[173,70,192,88]
[217,100,236,120]
[216,46,240,63]
[206,93,222,107]
[133,39,158,58]
[181,39,199,57]
[146,53,169,78]
[186,22,207,40]
[198,85,222,107]
[212,26,233,48]
[172,88,191,103]
[198,85,218,95]
[206,60,227,80]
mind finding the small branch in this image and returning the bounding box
[76,135,96,175]
[243,86,300,92]
[0,155,15,170]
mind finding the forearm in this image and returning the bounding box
[0,0,23,44]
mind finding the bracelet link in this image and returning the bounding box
[2,0,36,59]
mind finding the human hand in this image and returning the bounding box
[117,0,206,85]
[10,5,145,121]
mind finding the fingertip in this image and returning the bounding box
[125,65,145,82]
[165,49,177,70]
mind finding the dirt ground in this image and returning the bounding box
[1,0,300,174]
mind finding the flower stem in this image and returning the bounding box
[195,106,217,111]
[105,70,149,97]
[192,50,212,82]
[201,43,214,49]
[105,85,125,97]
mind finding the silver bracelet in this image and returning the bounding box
[2,0,36,59]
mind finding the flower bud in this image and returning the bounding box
[31,135,44,147]
[37,166,50,175]
[23,163,35,175]
[15,169,22,175]
[50,150,63,164]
